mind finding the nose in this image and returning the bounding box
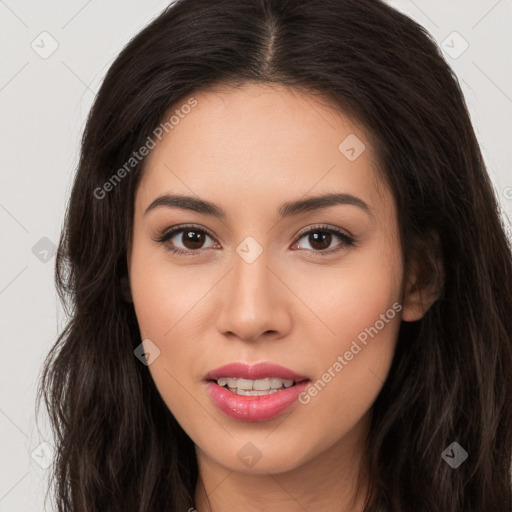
[215,245,292,343]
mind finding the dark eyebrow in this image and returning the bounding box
[144,193,373,218]
[278,193,373,218]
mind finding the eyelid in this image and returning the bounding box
[295,223,354,241]
[155,223,216,241]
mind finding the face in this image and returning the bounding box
[128,83,408,475]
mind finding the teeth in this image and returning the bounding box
[253,378,270,390]
[216,377,296,393]
[271,378,294,388]
[237,378,254,390]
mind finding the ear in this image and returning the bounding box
[120,275,133,303]
[401,231,444,322]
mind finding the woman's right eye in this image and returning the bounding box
[156,225,218,256]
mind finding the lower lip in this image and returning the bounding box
[205,380,309,422]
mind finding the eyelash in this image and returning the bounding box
[154,224,356,258]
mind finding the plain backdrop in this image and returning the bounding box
[1,1,511,510]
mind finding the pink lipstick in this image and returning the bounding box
[204,362,310,422]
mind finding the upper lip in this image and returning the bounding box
[204,362,309,382]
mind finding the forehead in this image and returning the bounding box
[136,83,392,224]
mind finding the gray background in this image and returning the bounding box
[1,1,511,510]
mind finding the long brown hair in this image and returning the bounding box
[37,0,512,510]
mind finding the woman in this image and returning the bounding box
[37,0,512,510]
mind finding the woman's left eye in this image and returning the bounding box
[155,224,356,257]
[293,226,356,254]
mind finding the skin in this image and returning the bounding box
[127,83,439,511]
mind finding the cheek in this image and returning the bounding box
[129,242,216,425]
[293,228,401,349]
[130,239,210,343]
[295,234,402,427]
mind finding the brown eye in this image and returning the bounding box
[156,225,217,255]
[179,229,208,250]
[293,225,355,255]
[306,231,333,251]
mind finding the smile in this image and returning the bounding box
[203,362,311,422]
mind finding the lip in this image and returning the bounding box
[203,362,310,422]
[204,361,309,382]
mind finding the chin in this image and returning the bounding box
[199,435,313,475]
